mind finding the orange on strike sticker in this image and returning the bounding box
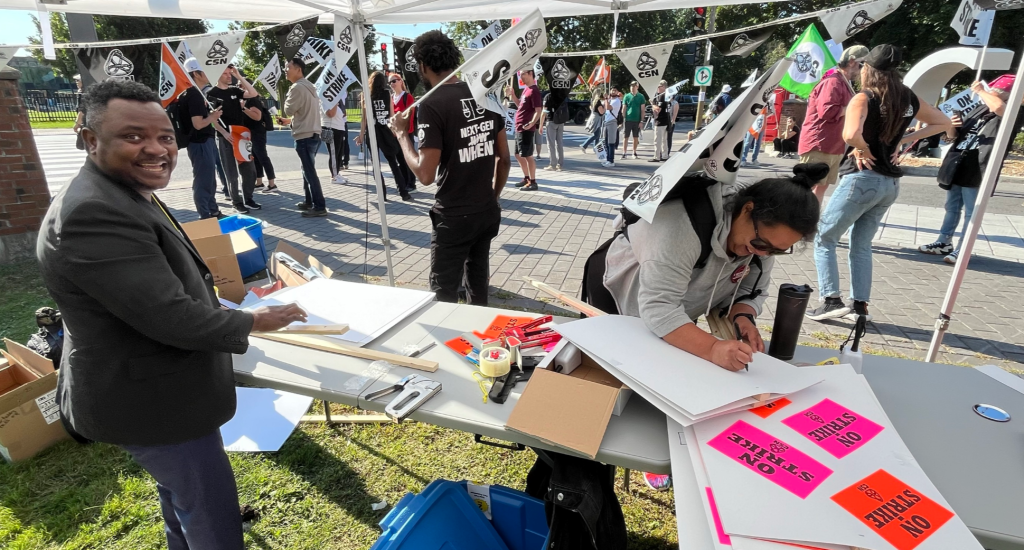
[749,397,792,418]
[831,469,953,550]
[481,315,536,339]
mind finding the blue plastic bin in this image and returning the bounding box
[457,481,548,550]
[217,214,267,278]
[371,480,510,550]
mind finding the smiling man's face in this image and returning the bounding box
[83,98,177,194]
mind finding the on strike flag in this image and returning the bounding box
[190,31,246,84]
[711,26,777,58]
[158,42,195,108]
[588,57,611,87]
[301,37,335,66]
[174,41,194,66]
[469,21,504,49]
[617,44,674,97]
[458,9,547,113]
[257,53,283,101]
[779,25,836,98]
[276,17,319,62]
[315,58,358,111]
[231,126,253,163]
[393,38,422,94]
[820,0,901,41]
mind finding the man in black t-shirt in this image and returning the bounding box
[389,30,511,305]
[650,80,671,162]
[207,65,262,213]
[182,58,230,219]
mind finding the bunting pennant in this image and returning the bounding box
[820,0,902,41]
[275,16,318,62]
[617,44,675,97]
[76,45,150,84]
[458,9,547,113]
[333,15,358,70]
[0,47,18,73]
[315,58,358,111]
[393,38,422,94]
[539,56,585,107]
[158,42,195,108]
[587,57,610,87]
[256,53,282,101]
[174,40,194,66]
[711,25,778,58]
[190,31,246,84]
[622,59,792,224]
[469,21,505,49]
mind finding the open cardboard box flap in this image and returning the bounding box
[0,339,69,462]
[179,218,257,305]
[269,242,334,288]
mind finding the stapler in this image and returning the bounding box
[365,374,442,422]
[274,252,327,281]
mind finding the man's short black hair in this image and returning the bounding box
[82,79,161,131]
[413,30,459,74]
[289,57,306,71]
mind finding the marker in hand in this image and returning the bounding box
[734,319,749,371]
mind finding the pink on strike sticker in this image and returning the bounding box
[706,420,833,499]
[781,398,885,459]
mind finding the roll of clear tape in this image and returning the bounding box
[478,348,511,377]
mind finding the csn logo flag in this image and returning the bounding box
[190,31,246,84]
[819,0,901,41]
[458,9,547,113]
[256,53,283,101]
[622,59,792,224]
[617,44,674,98]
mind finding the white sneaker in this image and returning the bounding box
[601,161,612,167]
[740,160,749,167]
[919,241,953,255]
[943,250,959,265]
[748,160,760,167]
[542,165,556,171]
[332,174,348,184]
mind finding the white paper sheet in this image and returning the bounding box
[692,366,983,550]
[243,278,434,347]
[554,316,824,416]
[221,388,314,452]
[668,418,719,550]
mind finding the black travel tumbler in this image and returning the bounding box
[767,284,813,361]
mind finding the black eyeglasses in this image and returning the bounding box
[751,220,793,256]
[389,79,401,84]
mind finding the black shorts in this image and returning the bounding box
[623,121,641,139]
[515,131,535,157]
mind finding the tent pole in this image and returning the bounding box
[354,19,397,287]
[925,46,1024,362]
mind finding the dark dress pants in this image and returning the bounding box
[429,205,501,305]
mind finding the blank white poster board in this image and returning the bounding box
[221,388,314,452]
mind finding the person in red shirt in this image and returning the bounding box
[512,70,543,191]
[390,73,417,188]
[798,45,869,203]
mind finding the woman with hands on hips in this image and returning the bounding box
[588,164,828,372]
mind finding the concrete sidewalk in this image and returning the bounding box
[155,140,1024,369]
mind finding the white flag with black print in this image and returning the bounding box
[469,21,504,49]
[711,26,778,58]
[190,31,246,84]
[622,59,792,224]
[974,0,1024,10]
[76,45,149,84]
[301,37,335,67]
[617,44,674,98]
[457,9,547,114]
[174,40,194,66]
[0,46,19,73]
[666,79,689,96]
[820,0,902,41]
[257,53,282,101]
[315,58,358,111]
[333,15,358,70]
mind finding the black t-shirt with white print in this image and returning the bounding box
[417,82,503,216]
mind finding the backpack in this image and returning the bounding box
[620,173,719,269]
[615,100,624,126]
[553,100,570,125]
[166,89,193,149]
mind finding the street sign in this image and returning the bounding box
[695,65,714,87]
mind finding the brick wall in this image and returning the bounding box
[0,67,50,263]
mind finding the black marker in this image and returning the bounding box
[734,320,749,371]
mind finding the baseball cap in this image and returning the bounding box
[183,57,203,73]
[722,84,732,93]
[863,44,901,71]
[990,74,1016,92]
[839,45,870,65]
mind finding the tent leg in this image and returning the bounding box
[925,45,1024,362]
[354,21,397,287]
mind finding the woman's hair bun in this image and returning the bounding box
[791,163,829,189]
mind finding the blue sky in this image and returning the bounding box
[0,10,441,65]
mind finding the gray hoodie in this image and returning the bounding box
[284,78,320,140]
[602,182,773,338]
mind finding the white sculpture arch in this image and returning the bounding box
[903,46,1014,105]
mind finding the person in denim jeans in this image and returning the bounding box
[581,94,605,152]
[278,57,327,217]
[808,44,951,322]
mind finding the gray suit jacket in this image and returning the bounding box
[37,160,254,446]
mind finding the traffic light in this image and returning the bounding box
[381,43,389,72]
[682,43,698,65]
[693,7,706,34]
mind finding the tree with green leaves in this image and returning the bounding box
[31,14,208,90]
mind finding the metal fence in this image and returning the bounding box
[23,90,82,123]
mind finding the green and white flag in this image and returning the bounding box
[779,24,837,98]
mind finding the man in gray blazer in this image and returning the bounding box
[37,80,307,550]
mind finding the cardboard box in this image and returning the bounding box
[180,218,258,305]
[268,242,334,288]
[537,339,632,416]
[0,339,69,463]
[506,341,632,459]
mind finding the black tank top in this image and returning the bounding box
[839,86,920,179]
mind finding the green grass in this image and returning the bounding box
[29,120,76,130]
[0,261,678,549]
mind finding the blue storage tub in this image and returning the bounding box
[217,214,267,278]
[371,480,510,550]
[457,481,548,550]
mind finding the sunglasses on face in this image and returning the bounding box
[389,79,401,84]
[751,220,793,256]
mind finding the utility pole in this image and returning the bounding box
[692,6,716,128]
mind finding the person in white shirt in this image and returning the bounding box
[322,99,349,184]
[602,88,622,168]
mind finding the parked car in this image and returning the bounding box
[675,94,699,120]
[539,91,595,125]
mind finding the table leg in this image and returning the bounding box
[623,468,631,492]
[323,400,333,424]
